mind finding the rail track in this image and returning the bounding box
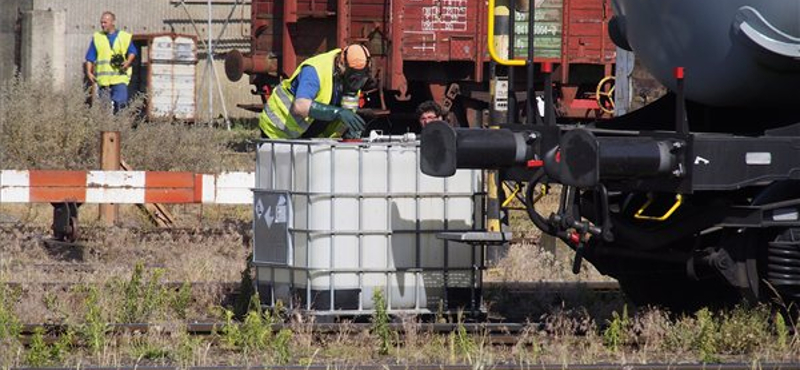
[18,322,532,345]
[11,281,622,346]
[2,280,620,302]
[0,224,550,245]
[7,364,800,370]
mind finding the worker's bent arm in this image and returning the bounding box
[85,61,96,83]
[291,98,313,118]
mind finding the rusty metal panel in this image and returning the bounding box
[563,0,615,64]
[401,0,482,61]
[511,0,563,60]
[449,36,476,60]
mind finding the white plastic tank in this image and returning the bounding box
[253,136,485,315]
[147,35,197,121]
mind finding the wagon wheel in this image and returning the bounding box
[66,216,79,243]
[595,76,616,115]
[581,191,742,312]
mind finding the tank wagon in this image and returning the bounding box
[225,0,617,129]
[422,0,800,310]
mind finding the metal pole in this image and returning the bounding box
[506,2,516,125]
[526,0,536,125]
[207,0,213,124]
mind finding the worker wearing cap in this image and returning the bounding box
[259,44,370,139]
[85,11,137,113]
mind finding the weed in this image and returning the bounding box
[776,311,789,351]
[219,309,241,349]
[25,327,50,366]
[453,312,476,362]
[51,327,74,363]
[130,334,171,361]
[717,304,770,354]
[435,299,447,324]
[221,293,274,354]
[514,324,541,364]
[603,305,629,352]
[272,328,293,364]
[118,262,166,323]
[80,286,109,357]
[695,308,719,363]
[170,282,193,320]
[371,289,393,356]
[174,328,204,365]
[0,285,21,341]
[23,325,72,366]
[240,297,272,352]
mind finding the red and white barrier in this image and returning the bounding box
[0,170,254,204]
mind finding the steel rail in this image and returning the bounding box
[20,322,528,336]
[2,281,619,298]
[9,363,800,370]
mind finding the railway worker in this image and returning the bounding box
[416,100,445,129]
[259,44,370,139]
[85,11,136,114]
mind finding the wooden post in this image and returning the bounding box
[99,131,120,224]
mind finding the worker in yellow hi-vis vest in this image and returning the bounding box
[259,44,370,139]
[85,11,137,114]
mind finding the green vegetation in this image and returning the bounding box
[25,326,73,366]
[0,285,22,342]
[117,262,166,323]
[80,286,109,357]
[3,274,800,367]
[371,289,394,356]
[602,305,630,353]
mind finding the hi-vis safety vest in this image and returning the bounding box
[93,30,133,87]
[259,49,340,139]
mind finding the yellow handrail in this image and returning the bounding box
[634,194,683,221]
[487,0,527,66]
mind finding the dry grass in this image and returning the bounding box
[490,183,610,283]
[489,240,609,282]
[0,75,256,172]
[0,215,250,324]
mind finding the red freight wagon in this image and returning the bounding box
[225,0,616,127]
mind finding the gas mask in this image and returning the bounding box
[342,67,369,95]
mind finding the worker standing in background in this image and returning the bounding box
[85,11,136,114]
[259,44,370,139]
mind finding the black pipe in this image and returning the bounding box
[546,129,678,187]
[526,0,535,125]
[420,123,534,177]
[507,3,516,125]
[598,138,676,179]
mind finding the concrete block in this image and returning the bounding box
[21,9,66,90]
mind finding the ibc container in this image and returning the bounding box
[253,138,485,315]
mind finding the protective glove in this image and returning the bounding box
[336,109,366,137]
[309,101,365,137]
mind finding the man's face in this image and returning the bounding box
[100,15,115,34]
[419,111,441,127]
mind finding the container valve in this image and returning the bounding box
[367,130,417,143]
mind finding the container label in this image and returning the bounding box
[253,190,292,265]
